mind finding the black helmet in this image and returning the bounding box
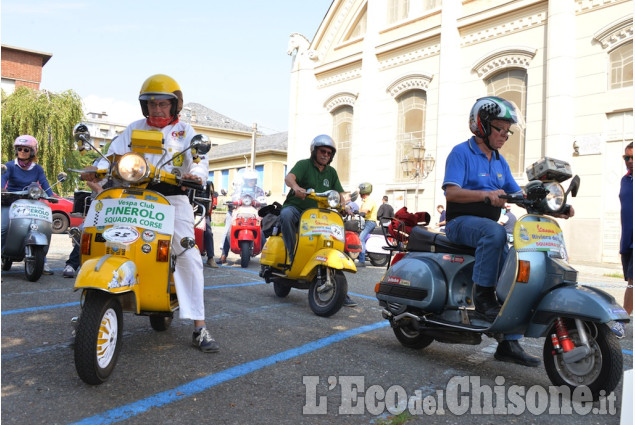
[359,182,372,195]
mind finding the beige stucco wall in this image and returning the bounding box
[288,0,633,264]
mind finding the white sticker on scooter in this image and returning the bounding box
[108,261,138,289]
[103,226,140,244]
[9,201,52,223]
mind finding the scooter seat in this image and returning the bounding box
[406,226,475,256]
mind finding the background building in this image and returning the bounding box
[287,0,633,264]
[1,44,52,94]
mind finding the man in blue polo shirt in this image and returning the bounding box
[442,96,574,367]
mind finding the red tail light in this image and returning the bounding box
[391,252,406,266]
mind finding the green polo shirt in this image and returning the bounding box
[283,158,344,212]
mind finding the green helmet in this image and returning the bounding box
[359,182,372,195]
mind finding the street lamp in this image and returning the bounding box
[401,142,435,210]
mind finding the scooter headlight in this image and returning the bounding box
[326,190,340,208]
[542,182,565,212]
[116,153,149,183]
[28,185,44,199]
[241,194,253,207]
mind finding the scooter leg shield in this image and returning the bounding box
[524,285,630,338]
[299,248,356,277]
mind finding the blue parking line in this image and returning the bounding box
[1,301,80,316]
[67,321,390,425]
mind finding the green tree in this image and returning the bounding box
[1,87,85,194]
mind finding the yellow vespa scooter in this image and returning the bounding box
[259,190,356,317]
[69,123,210,385]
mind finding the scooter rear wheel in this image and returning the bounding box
[150,314,173,332]
[308,269,347,317]
[74,291,123,385]
[393,320,434,349]
[368,252,389,267]
[543,320,622,400]
[273,280,292,298]
[24,245,45,282]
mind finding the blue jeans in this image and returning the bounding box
[203,216,214,260]
[280,206,301,262]
[446,215,519,340]
[358,220,376,263]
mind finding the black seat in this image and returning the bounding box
[406,226,475,256]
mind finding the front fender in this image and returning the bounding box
[25,231,50,246]
[525,285,630,337]
[74,255,140,312]
[300,249,357,277]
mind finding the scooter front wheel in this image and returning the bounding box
[308,269,347,317]
[24,245,45,282]
[239,240,252,268]
[543,320,622,400]
[74,291,123,385]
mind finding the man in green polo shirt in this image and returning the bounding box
[280,134,356,307]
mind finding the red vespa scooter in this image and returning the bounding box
[228,192,263,268]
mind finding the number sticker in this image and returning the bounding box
[102,226,140,244]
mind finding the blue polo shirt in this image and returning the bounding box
[442,137,520,221]
[620,171,633,253]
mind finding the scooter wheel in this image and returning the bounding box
[24,245,45,282]
[543,320,622,400]
[368,252,389,267]
[308,269,347,317]
[1,257,12,271]
[393,321,434,349]
[74,291,123,385]
[273,281,292,298]
[150,314,173,332]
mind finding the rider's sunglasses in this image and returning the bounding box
[147,101,172,109]
[490,124,514,137]
[16,147,31,153]
[623,155,633,161]
[317,148,333,157]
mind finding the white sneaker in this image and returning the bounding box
[63,265,76,278]
[42,263,53,275]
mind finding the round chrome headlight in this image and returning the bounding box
[327,190,340,208]
[543,182,565,212]
[28,185,44,199]
[116,153,149,183]
[241,194,253,207]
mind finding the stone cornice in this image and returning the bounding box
[460,8,546,47]
[386,73,434,98]
[593,16,633,50]
[377,42,441,71]
[472,46,537,79]
[323,92,358,112]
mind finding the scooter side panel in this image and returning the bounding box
[524,285,630,338]
[377,254,447,313]
[297,248,356,278]
[260,235,287,267]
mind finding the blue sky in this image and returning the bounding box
[1,1,332,134]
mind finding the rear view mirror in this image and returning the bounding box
[190,134,211,155]
[566,175,580,198]
[57,172,68,182]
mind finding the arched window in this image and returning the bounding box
[331,105,353,186]
[609,41,633,89]
[485,69,527,176]
[396,90,427,181]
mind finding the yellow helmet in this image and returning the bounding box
[139,74,183,118]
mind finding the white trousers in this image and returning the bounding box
[168,195,205,321]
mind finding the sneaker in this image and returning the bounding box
[216,255,227,265]
[63,265,76,278]
[206,258,219,268]
[610,321,626,339]
[42,263,53,275]
[192,328,220,353]
[343,295,357,307]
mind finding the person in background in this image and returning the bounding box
[357,182,377,267]
[280,134,356,307]
[100,74,218,353]
[612,142,633,339]
[436,205,446,232]
[497,204,516,242]
[442,96,574,367]
[203,183,219,268]
[63,166,106,277]
[376,195,394,225]
[1,135,55,275]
